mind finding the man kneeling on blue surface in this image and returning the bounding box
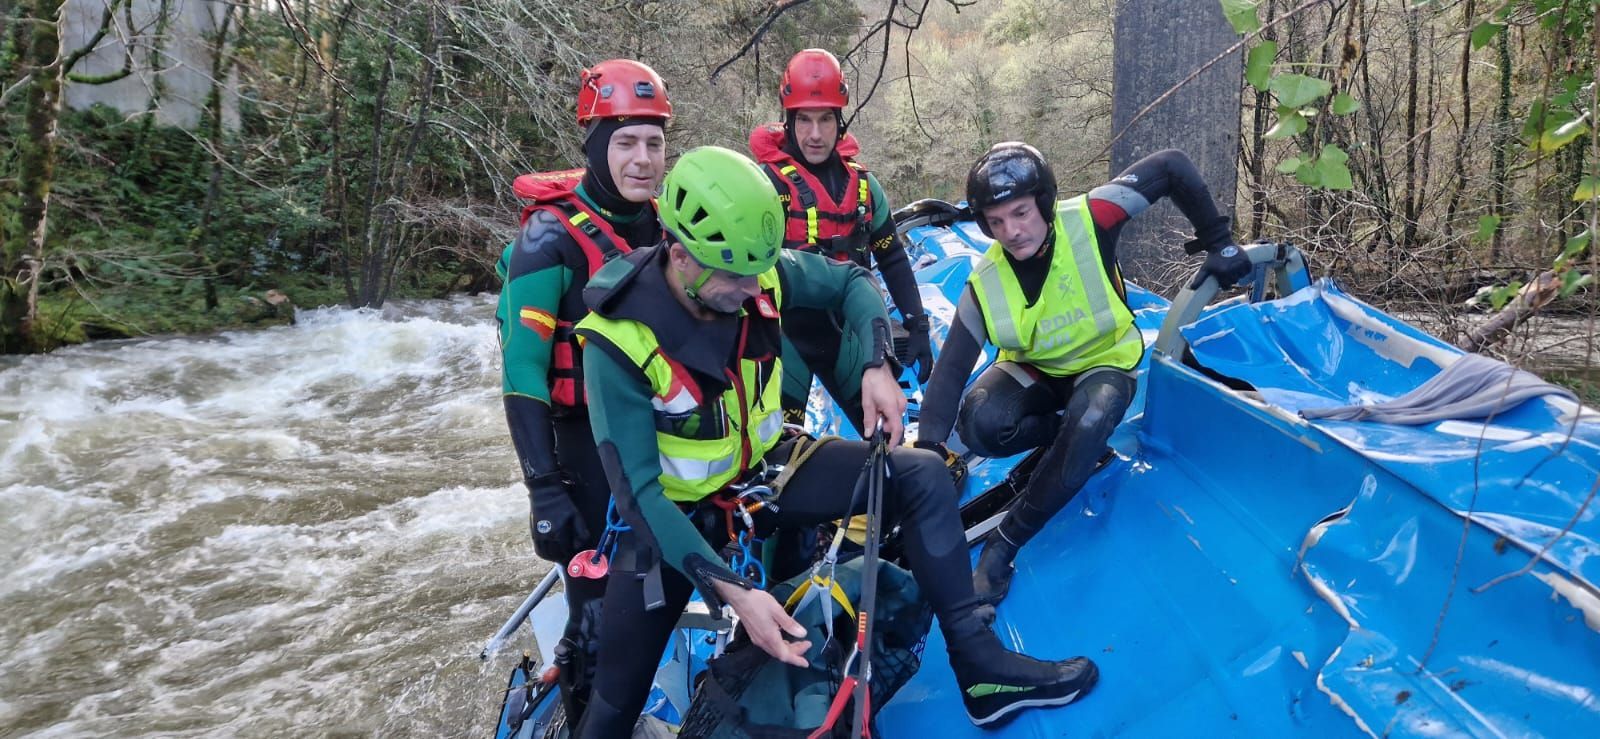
[915,143,1251,607]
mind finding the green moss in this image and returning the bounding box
[29,263,478,350]
[1547,369,1600,407]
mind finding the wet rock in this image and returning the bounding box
[238,290,297,325]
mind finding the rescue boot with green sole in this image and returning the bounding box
[945,615,1099,727]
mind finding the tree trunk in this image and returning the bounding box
[1443,0,1475,265]
[189,3,239,312]
[1353,2,1394,266]
[1458,270,1562,353]
[6,0,67,353]
[1489,25,1512,265]
[354,35,397,309]
[1247,0,1279,241]
[1110,0,1243,292]
[1400,7,1421,255]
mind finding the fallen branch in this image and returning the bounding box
[1458,270,1563,353]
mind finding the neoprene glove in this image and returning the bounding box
[527,472,590,564]
[903,314,935,384]
[913,439,969,491]
[1190,243,1252,290]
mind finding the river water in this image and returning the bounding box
[2,295,1595,738]
[0,296,541,737]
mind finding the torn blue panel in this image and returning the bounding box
[876,245,1600,735]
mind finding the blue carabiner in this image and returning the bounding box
[733,530,767,588]
[597,498,632,560]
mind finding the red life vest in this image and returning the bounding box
[747,123,875,264]
[511,169,658,408]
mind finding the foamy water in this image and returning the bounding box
[0,296,550,737]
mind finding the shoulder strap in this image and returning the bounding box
[539,197,634,278]
[843,160,871,223]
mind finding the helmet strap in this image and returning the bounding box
[676,260,732,314]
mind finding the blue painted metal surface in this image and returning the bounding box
[873,218,1600,737]
[491,212,1600,737]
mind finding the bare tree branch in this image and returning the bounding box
[709,0,816,83]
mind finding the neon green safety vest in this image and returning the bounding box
[969,196,1144,377]
[577,271,786,502]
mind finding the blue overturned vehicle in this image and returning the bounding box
[487,201,1600,738]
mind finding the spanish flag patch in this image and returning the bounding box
[519,307,556,341]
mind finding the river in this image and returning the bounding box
[0,296,539,737]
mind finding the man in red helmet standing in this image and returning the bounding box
[748,48,934,430]
[914,143,1252,612]
[493,58,671,724]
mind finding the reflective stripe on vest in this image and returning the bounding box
[969,196,1143,376]
[770,159,873,258]
[577,271,786,502]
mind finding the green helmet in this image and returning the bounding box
[659,146,783,277]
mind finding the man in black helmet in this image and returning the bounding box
[914,144,1250,607]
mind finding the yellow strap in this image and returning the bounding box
[806,207,819,244]
[569,211,590,227]
[784,573,857,620]
[770,434,841,492]
[768,433,872,545]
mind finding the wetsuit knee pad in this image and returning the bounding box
[886,448,967,559]
[1066,373,1135,439]
[957,387,1036,458]
[957,365,1063,457]
[889,448,952,503]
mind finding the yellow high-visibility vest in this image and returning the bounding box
[969,196,1143,376]
[577,271,786,501]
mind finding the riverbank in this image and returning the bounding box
[29,266,486,347]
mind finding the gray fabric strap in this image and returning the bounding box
[1300,353,1577,425]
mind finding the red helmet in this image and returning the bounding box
[779,49,848,110]
[576,59,672,127]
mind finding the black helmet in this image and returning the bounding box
[965,142,1057,237]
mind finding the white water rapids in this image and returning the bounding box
[0,296,547,737]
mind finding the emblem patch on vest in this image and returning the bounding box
[753,295,779,319]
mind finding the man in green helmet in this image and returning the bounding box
[572,146,1099,735]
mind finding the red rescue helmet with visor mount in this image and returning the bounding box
[779,49,849,110]
[576,59,672,127]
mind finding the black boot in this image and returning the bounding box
[556,578,606,726]
[973,529,1019,606]
[944,612,1099,727]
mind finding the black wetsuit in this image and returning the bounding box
[919,149,1233,548]
[765,139,926,431]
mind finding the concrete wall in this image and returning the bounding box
[1110,0,1242,290]
[61,0,239,130]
